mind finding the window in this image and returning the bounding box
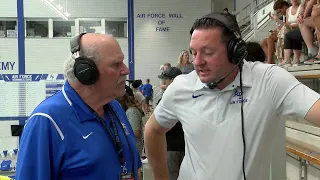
[53,20,75,37]
[105,21,127,37]
[0,20,17,38]
[26,20,48,38]
[79,20,101,34]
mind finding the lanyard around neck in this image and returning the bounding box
[95,106,126,167]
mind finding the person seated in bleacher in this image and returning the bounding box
[261,0,290,64]
[298,0,318,63]
[280,0,304,67]
[308,0,320,64]
[246,41,266,62]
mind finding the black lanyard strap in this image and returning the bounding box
[94,105,135,177]
[95,107,126,166]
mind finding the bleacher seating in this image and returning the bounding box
[286,137,320,165]
[284,65,320,179]
[286,137,320,180]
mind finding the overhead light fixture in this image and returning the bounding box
[64,12,70,17]
[57,4,63,10]
[41,0,70,20]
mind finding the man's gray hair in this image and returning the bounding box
[63,45,102,81]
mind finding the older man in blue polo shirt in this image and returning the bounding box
[16,33,142,180]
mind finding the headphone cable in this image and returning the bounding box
[239,63,247,180]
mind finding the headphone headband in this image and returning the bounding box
[70,33,87,54]
[190,12,247,65]
[190,13,241,39]
[71,32,100,85]
[202,13,241,39]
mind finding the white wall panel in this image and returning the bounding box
[118,38,129,67]
[0,121,19,151]
[0,0,17,17]
[0,39,19,155]
[24,0,127,18]
[0,39,19,74]
[25,39,69,73]
[134,0,211,84]
[24,0,59,18]
[25,38,128,74]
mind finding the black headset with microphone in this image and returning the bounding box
[190,12,248,180]
[70,32,100,86]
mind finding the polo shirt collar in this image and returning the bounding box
[194,61,253,91]
[62,80,96,122]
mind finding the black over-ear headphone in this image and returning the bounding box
[70,33,99,85]
[190,12,248,64]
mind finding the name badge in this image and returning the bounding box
[120,172,134,180]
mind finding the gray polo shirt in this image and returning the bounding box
[154,61,320,180]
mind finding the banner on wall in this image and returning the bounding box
[0,61,16,71]
[0,74,65,117]
[0,74,64,82]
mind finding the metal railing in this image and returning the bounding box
[235,0,271,27]
[234,0,274,34]
[242,3,252,24]
[240,0,274,41]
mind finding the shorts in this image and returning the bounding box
[283,28,303,50]
[144,96,152,105]
[167,151,185,180]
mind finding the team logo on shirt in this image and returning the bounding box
[121,122,130,136]
[230,89,249,104]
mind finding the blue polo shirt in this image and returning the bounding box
[16,81,142,180]
[142,83,153,97]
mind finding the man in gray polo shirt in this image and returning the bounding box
[144,12,320,180]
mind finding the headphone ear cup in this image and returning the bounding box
[227,39,236,64]
[228,39,247,64]
[73,58,99,85]
[234,39,248,61]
